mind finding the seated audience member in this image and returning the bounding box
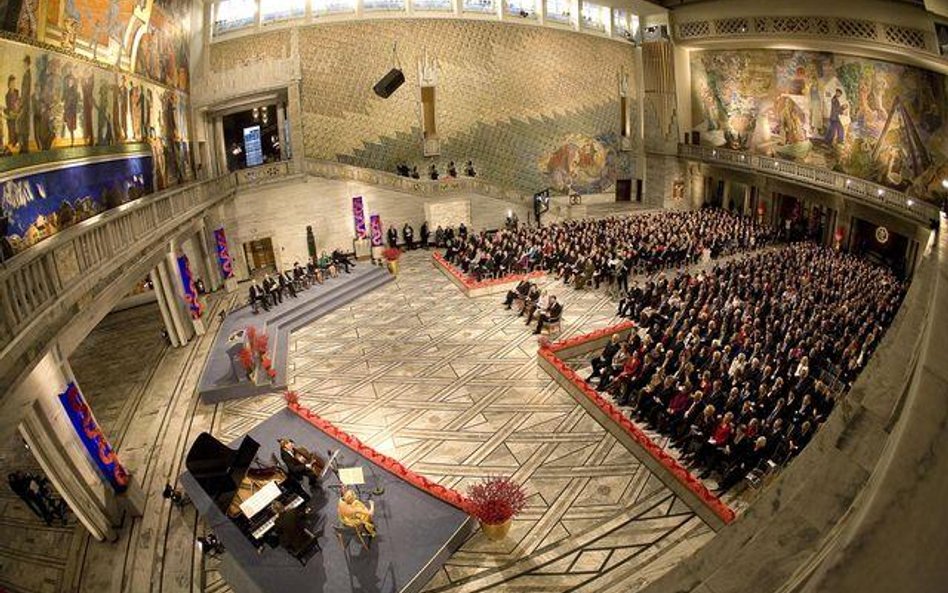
[249,279,269,313]
[534,295,562,334]
[387,226,398,248]
[464,160,476,177]
[523,289,549,325]
[332,249,355,274]
[263,273,282,305]
[280,270,298,299]
[503,279,531,310]
[434,226,444,247]
[588,334,622,382]
[447,161,458,177]
[318,251,338,278]
[410,166,420,179]
[293,262,307,288]
[428,164,439,180]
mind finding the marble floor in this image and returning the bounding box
[0,250,714,593]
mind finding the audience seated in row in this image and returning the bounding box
[247,249,357,313]
[584,243,905,492]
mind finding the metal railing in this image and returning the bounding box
[678,143,940,225]
[0,174,238,367]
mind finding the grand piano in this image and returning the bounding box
[184,433,317,556]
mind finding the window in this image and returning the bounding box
[581,2,608,32]
[213,0,257,36]
[545,0,571,24]
[412,0,453,11]
[505,0,537,18]
[613,9,630,37]
[364,0,406,11]
[261,0,306,22]
[312,0,356,15]
[463,0,495,13]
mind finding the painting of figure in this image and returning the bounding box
[690,49,948,203]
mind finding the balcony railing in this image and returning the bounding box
[0,174,238,390]
[678,143,940,225]
[304,159,534,206]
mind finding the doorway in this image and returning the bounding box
[243,238,276,277]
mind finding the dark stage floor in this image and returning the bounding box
[181,408,472,593]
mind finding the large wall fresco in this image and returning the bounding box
[690,49,948,202]
[0,0,191,91]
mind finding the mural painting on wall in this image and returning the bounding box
[0,0,190,91]
[0,42,192,185]
[0,154,152,253]
[540,133,617,194]
[690,49,948,203]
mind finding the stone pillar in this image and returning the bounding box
[150,267,184,348]
[159,251,195,344]
[286,82,305,175]
[14,350,144,542]
[198,223,221,292]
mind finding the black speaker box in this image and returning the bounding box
[373,68,405,99]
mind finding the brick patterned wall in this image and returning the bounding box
[295,20,636,194]
[210,29,292,72]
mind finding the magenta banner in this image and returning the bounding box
[59,382,129,493]
[213,228,234,279]
[352,196,367,239]
[370,214,383,247]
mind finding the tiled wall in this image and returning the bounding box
[291,20,636,194]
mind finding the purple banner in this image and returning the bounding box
[352,196,367,239]
[177,254,204,319]
[59,383,129,493]
[213,228,234,279]
[370,214,383,247]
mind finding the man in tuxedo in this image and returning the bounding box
[332,249,354,274]
[263,274,282,305]
[280,270,297,299]
[249,279,269,313]
[402,223,415,250]
[387,226,398,248]
[503,279,531,310]
[588,334,622,381]
[534,295,562,334]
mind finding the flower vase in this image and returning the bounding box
[387,260,399,276]
[480,518,512,541]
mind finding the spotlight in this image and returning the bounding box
[877,188,884,196]
[907,199,914,207]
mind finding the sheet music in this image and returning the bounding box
[239,480,282,518]
[338,466,365,486]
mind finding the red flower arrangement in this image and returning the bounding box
[382,247,402,262]
[252,332,269,355]
[467,475,526,525]
[267,368,277,379]
[284,390,300,406]
[237,346,255,375]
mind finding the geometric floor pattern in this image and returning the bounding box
[212,251,713,592]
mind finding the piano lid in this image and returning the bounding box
[186,432,260,512]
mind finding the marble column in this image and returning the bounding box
[149,267,183,348]
[198,223,221,292]
[286,83,305,175]
[14,350,144,542]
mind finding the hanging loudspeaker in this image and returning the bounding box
[373,68,405,99]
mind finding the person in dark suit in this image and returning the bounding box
[534,296,562,334]
[420,222,430,249]
[280,271,297,299]
[263,274,282,305]
[271,500,311,557]
[402,223,414,250]
[588,334,622,381]
[332,249,354,274]
[249,279,269,313]
[503,279,531,309]
[279,439,324,490]
[387,226,398,248]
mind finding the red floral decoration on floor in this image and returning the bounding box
[284,390,300,406]
[431,252,545,291]
[237,347,255,374]
[287,402,476,515]
[252,333,269,355]
[382,247,402,262]
[467,476,527,525]
[537,324,736,525]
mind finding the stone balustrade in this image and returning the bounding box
[0,174,238,396]
[678,143,940,226]
[304,158,535,207]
